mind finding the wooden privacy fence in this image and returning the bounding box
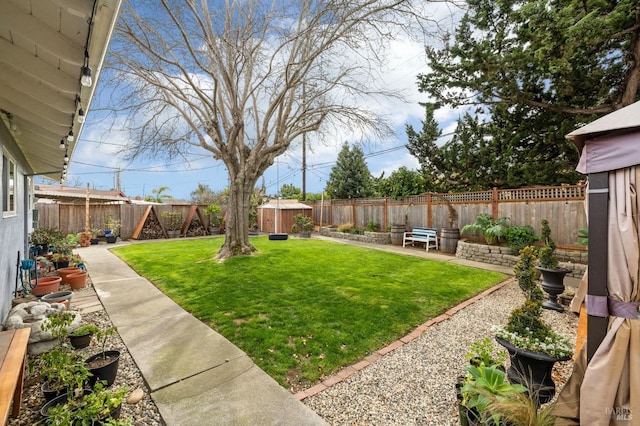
[35,203,213,240]
[310,185,587,247]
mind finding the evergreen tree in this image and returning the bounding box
[325,143,373,199]
[280,184,302,200]
[415,0,639,188]
[375,167,425,197]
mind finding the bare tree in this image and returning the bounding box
[105,0,429,259]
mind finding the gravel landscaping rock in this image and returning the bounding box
[304,280,578,425]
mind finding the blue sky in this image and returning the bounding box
[37,4,462,201]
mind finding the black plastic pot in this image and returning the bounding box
[69,332,93,349]
[41,381,64,402]
[40,389,92,418]
[85,350,120,387]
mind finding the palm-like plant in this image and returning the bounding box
[144,186,172,203]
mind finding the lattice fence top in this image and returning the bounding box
[323,185,585,205]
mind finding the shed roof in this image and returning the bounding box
[35,184,130,204]
[258,199,312,210]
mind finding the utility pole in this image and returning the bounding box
[302,82,307,201]
[302,132,306,201]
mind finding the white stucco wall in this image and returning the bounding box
[0,120,31,322]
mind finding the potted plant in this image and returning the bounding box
[460,364,527,425]
[204,202,223,235]
[536,219,572,312]
[291,213,314,238]
[493,246,573,405]
[47,382,129,425]
[461,213,509,245]
[85,326,121,387]
[38,312,92,401]
[29,227,65,255]
[69,324,100,349]
[161,211,183,238]
[104,215,121,243]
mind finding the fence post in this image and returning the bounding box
[383,198,388,230]
[492,187,499,219]
[427,193,432,228]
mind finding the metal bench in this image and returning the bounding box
[0,328,30,423]
[403,227,439,251]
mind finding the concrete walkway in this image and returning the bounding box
[78,241,326,426]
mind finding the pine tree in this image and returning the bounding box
[325,143,373,199]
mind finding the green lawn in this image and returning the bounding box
[112,237,506,389]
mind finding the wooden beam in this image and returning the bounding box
[587,172,609,363]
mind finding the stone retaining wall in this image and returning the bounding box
[320,228,392,245]
[456,240,586,278]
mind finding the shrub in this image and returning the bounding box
[505,225,536,255]
[366,220,377,232]
[538,219,558,269]
[461,214,509,245]
[337,223,354,233]
[291,214,314,233]
[161,212,183,231]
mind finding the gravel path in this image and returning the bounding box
[303,280,578,425]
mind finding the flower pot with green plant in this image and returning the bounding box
[85,326,121,387]
[29,227,65,255]
[291,213,314,238]
[38,312,92,401]
[536,219,571,312]
[461,214,509,245]
[104,215,121,243]
[161,211,183,238]
[493,246,573,405]
[460,364,527,425]
[69,324,100,350]
[204,202,224,235]
[46,382,129,425]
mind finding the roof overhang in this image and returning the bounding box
[0,0,122,181]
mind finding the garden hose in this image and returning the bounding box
[20,259,37,293]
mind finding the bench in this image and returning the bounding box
[403,227,439,251]
[0,328,30,423]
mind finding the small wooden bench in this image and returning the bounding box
[0,328,30,423]
[403,227,439,251]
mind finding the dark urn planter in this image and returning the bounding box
[90,238,99,245]
[535,266,571,312]
[105,235,117,244]
[85,350,120,387]
[496,337,570,405]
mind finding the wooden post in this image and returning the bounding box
[427,193,433,228]
[492,187,499,219]
[85,183,90,232]
[587,172,609,363]
[383,198,388,230]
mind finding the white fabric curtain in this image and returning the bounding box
[555,166,640,425]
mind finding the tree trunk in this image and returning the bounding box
[217,175,257,260]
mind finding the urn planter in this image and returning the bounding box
[535,266,571,312]
[496,337,570,405]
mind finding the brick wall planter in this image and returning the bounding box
[455,240,586,279]
[320,227,391,245]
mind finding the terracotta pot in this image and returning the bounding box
[30,276,62,296]
[57,267,82,284]
[67,271,88,290]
